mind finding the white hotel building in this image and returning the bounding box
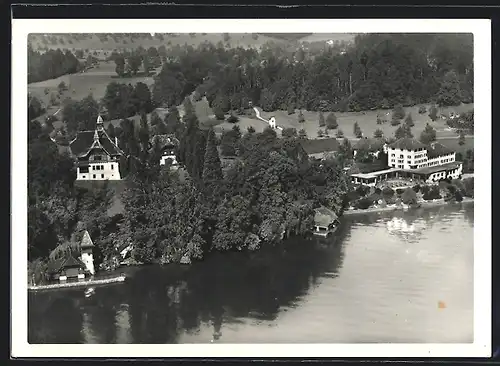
[351,137,463,186]
[69,115,124,181]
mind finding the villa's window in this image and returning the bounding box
[80,166,89,173]
[93,174,96,179]
[101,165,104,170]
[111,164,114,170]
[101,174,104,179]
[94,155,101,161]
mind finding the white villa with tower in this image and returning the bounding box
[69,115,124,181]
[350,137,463,187]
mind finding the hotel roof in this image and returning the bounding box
[350,167,399,180]
[408,162,462,175]
[389,137,426,151]
[426,142,454,159]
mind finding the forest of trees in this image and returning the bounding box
[118,101,351,264]
[28,97,353,275]
[148,33,473,113]
[28,45,82,83]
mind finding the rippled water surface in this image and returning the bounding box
[28,202,474,344]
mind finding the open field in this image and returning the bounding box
[298,33,356,44]
[29,61,159,104]
[254,103,474,140]
[28,33,289,55]
[29,61,162,126]
[214,115,269,135]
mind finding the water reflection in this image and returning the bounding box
[29,229,347,344]
[28,203,473,344]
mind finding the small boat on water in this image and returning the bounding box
[84,287,95,298]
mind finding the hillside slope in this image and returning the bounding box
[28,33,289,53]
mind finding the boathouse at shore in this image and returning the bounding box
[46,230,96,282]
[46,256,87,282]
[313,206,340,237]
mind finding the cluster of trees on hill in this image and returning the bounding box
[116,99,352,264]
[29,33,472,116]
[108,46,163,77]
[28,44,82,83]
[149,33,472,114]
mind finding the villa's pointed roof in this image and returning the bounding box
[69,116,124,158]
[80,230,94,248]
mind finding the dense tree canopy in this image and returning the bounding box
[28,45,81,83]
[117,124,351,264]
[145,34,473,115]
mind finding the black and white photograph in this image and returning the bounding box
[12,18,491,358]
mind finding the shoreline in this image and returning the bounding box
[28,274,126,291]
[343,197,474,216]
[29,199,474,284]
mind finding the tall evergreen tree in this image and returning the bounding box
[436,71,463,107]
[202,129,223,187]
[420,123,437,144]
[326,113,338,129]
[319,112,325,127]
[138,112,150,161]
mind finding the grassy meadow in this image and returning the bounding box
[28,33,293,55]
[254,103,474,140]
[29,33,472,150]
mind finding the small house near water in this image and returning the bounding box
[46,256,88,281]
[46,230,96,282]
[313,206,340,237]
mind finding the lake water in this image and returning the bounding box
[28,202,474,344]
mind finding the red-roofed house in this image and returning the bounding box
[69,115,124,181]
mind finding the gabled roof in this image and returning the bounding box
[299,138,340,155]
[389,137,426,151]
[426,142,454,159]
[80,230,94,249]
[353,137,385,152]
[314,206,338,227]
[70,129,123,158]
[46,255,85,274]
